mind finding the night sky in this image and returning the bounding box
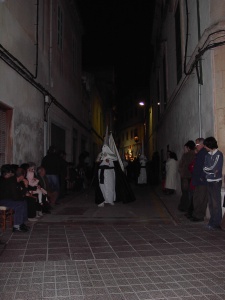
[76,0,156,98]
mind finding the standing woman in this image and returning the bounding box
[203,137,223,230]
[178,140,196,211]
[164,151,178,195]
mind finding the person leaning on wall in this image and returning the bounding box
[178,140,196,212]
[203,137,224,230]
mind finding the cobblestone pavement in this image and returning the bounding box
[0,184,225,300]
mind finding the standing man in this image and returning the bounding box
[190,138,208,221]
[203,137,223,230]
[42,146,61,204]
[178,140,196,212]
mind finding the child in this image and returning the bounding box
[26,166,47,217]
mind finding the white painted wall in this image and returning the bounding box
[150,0,225,191]
[0,0,86,166]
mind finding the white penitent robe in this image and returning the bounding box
[165,158,178,190]
[138,155,147,184]
[98,159,116,205]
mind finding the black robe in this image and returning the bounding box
[95,161,136,205]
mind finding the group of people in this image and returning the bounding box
[1,136,224,232]
[164,136,224,230]
[0,146,69,233]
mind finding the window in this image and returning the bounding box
[0,104,12,165]
[73,129,78,164]
[72,37,77,74]
[130,130,133,139]
[134,107,138,117]
[51,123,65,152]
[157,78,160,120]
[57,5,63,50]
[0,110,6,166]
[163,53,167,109]
[80,136,86,154]
[175,2,182,83]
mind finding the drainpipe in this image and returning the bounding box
[44,95,51,155]
[184,0,203,137]
[197,0,202,137]
[49,0,53,87]
[44,0,53,155]
[33,0,39,79]
[198,85,202,137]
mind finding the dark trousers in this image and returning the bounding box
[207,181,222,228]
[25,196,37,218]
[178,178,191,211]
[0,199,27,225]
[192,185,208,219]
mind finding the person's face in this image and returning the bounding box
[39,168,46,177]
[184,146,189,153]
[195,140,203,152]
[204,145,211,152]
[3,172,12,179]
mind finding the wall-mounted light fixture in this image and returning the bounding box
[134,135,139,143]
[45,95,50,103]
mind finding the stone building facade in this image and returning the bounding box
[0,0,91,166]
[150,0,225,182]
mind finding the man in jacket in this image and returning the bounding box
[190,138,208,222]
[41,146,61,204]
[203,137,223,229]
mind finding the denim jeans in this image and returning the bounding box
[46,175,60,202]
[0,199,27,225]
[46,175,60,192]
[207,181,222,227]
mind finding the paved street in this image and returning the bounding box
[1,184,225,300]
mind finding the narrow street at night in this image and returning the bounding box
[1,185,225,300]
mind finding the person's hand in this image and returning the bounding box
[23,178,29,187]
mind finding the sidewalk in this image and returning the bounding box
[0,185,225,300]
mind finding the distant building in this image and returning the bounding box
[150,0,225,176]
[116,94,148,161]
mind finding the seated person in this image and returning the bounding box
[26,163,47,216]
[0,164,29,232]
[27,165,44,204]
[20,162,43,218]
[37,166,57,210]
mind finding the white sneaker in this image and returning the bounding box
[98,202,104,207]
[28,218,38,222]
